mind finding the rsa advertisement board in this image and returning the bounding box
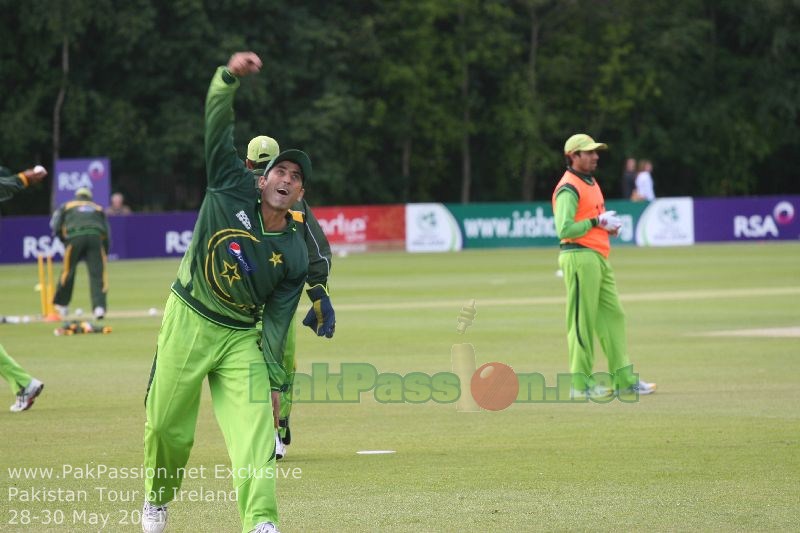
[53,158,111,210]
[0,197,797,263]
[693,196,799,242]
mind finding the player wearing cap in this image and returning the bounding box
[246,135,335,460]
[0,164,48,412]
[50,187,111,320]
[552,133,656,399]
[141,52,309,533]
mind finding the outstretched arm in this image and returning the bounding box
[204,51,263,189]
[0,166,47,203]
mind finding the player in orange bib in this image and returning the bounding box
[551,133,656,399]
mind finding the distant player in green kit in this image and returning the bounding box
[50,187,111,320]
[552,133,656,400]
[245,135,335,460]
[0,164,48,412]
[142,51,310,533]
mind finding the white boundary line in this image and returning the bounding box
[7,286,798,322]
[336,286,800,311]
[693,327,800,338]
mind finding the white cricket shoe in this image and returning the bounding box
[10,378,44,412]
[142,501,167,533]
[251,522,280,533]
[569,385,613,401]
[618,380,657,398]
[275,433,286,460]
[55,305,68,318]
[633,380,657,395]
[94,306,106,320]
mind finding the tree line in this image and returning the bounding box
[1,0,798,215]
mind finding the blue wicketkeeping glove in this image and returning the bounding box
[302,284,335,338]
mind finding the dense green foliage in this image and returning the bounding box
[1,0,798,214]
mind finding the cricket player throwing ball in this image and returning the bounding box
[142,51,310,533]
[0,164,48,412]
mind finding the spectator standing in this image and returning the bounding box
[106,192,132,216]
[633,159,655,201]
[621,157,637,199]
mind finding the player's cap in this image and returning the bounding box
[75,187,93,200]
[265,149,312,183]
[247,135,280,164]
[564,133,608,154]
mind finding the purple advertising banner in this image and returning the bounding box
[53,158,111,210]
[2,196,798,264]
[694,196,800,242]
[0,212,197,264]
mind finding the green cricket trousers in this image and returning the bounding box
[0,344,32,394]
[53,233,107,310]
[144,294,278,532]
[558,250,637,390]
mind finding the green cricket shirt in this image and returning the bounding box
[50,200,110,245]
[172,66,308,382]
[0,167,28,203]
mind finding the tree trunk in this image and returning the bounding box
[52,34,69,210]
[459,7,472,204]
[521,4,540,201]
[401,137,411,202]
[460,104,471,203]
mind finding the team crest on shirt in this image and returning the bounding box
[269,252,283,267]
[205,229,260,309]
[219,261,241,285]
[235,210,252,230]
[228,241,254,273]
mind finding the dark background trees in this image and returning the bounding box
[1,0,798,215]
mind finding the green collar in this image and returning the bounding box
[256,200,296,235]
[567,166,595,185]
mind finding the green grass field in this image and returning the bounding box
[1,243,799,532]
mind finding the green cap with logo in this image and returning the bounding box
[265,149,312,183]
[247,135,280,164]
[564,133,608,154]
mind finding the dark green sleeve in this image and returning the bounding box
[554,188,594,239]
[261,273,306,391]
[0,170,25,203]
[50,207,65,238]
[297,199,332,288]
[204,66,250,190]
[101,211,111,251]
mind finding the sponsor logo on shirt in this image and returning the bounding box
[228,241,254,273]
[235,210,252,230]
